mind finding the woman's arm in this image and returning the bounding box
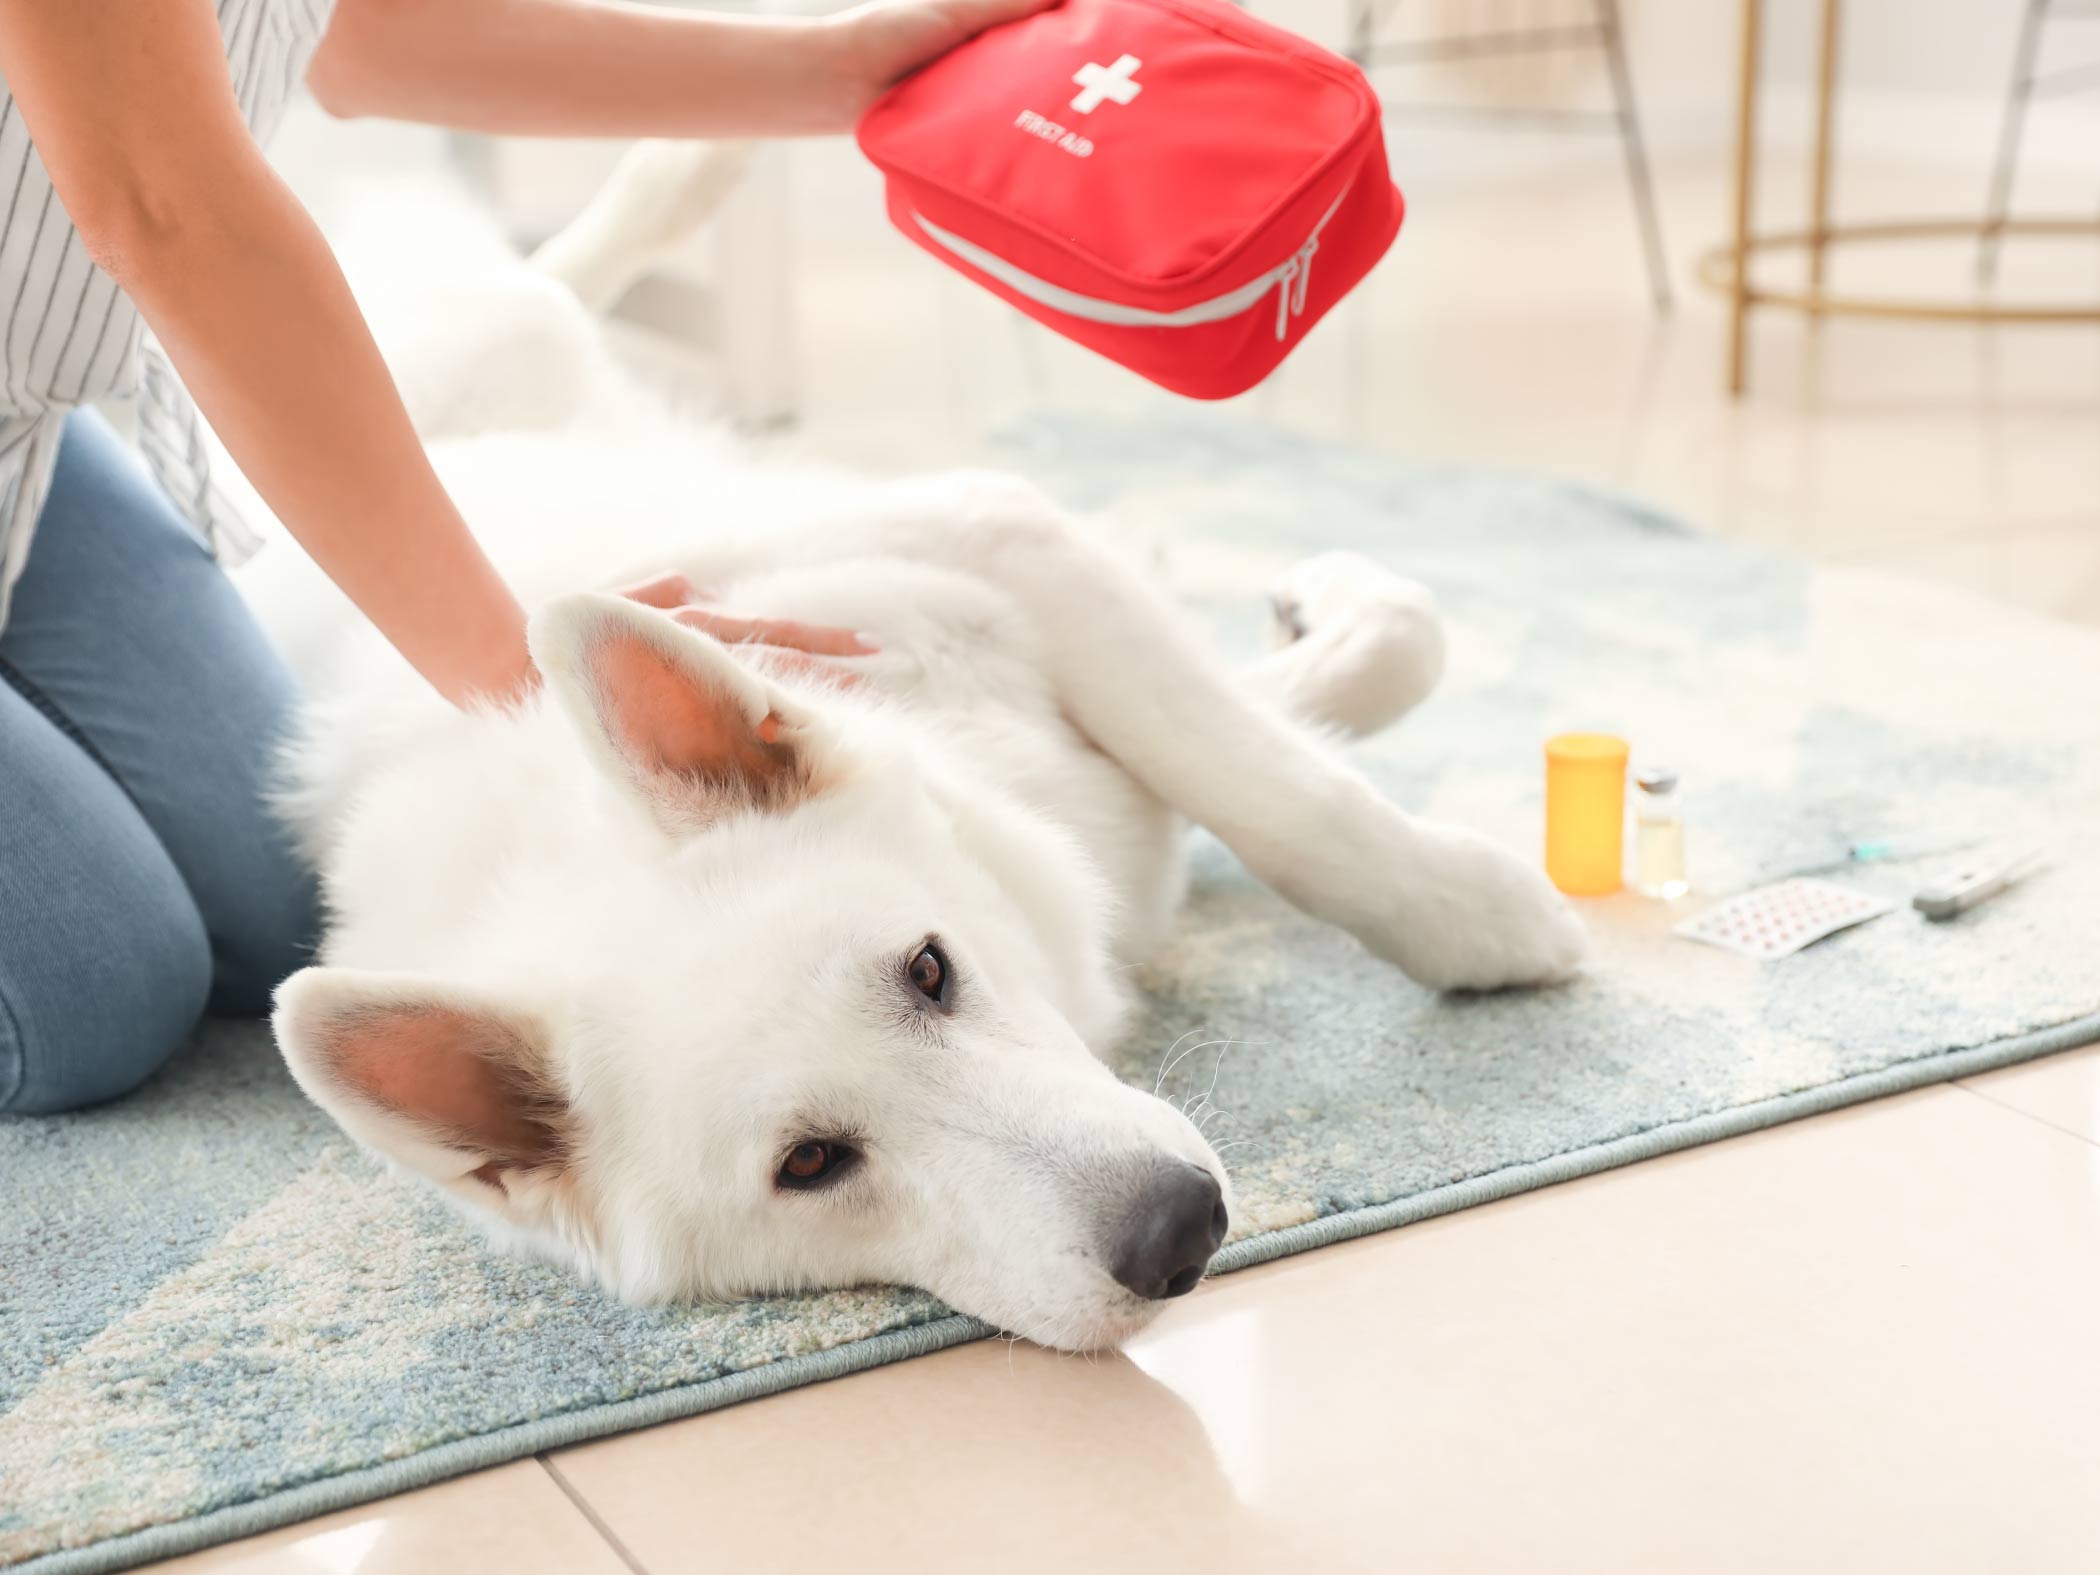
[0,0,536,708]
[307,0,1053,136]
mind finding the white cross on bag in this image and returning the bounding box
[1070,54,1143,114]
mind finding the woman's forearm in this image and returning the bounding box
[0,0,531,708]
[106,155,533,707]
[309,0,860,136]
[309,0,1056,136]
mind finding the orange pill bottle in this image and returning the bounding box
[1544,733,1629,896]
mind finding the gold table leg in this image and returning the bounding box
[1710,0,2099,389]
[1807,0,1842,313]
[1727,0,1764,395]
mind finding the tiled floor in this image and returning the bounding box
[153,106,2100,1574]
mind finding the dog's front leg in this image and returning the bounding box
[882,476,1585,992]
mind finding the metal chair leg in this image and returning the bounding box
[1354,0,1671,313]
[1980,0,2049,285]
[1594,0,1674,313]
[1347,0,1393,67]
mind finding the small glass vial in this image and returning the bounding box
[1634,768,1689,899]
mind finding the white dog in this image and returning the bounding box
[250,147,1584,1352]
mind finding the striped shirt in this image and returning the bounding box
[0,0,334,628]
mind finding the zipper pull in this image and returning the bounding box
[1273,239,1321,341]
[1292,238,1319,316]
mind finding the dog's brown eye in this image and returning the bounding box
[778,1140,854,1189]
[908,943,946,1002]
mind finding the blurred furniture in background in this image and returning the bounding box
[443,0,805,428]
[697,143,799,427]
[1702,0,2100,396]
[1981,0,2100,283]
[454,134,800,428]
[1344,0,1672,311]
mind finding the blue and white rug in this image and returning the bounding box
[6,416,2097,1573]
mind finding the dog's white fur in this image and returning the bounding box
[248,146,1584,1351]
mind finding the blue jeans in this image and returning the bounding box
[0,411,318,1113]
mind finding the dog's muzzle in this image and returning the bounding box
[1108,1160,1228,1300]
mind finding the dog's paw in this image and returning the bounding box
[1268,551,1434,642]
[1267,553,1447,735]
[1346,819,1588,992]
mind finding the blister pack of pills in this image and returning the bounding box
[1673,878,1897,961]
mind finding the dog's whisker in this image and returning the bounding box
[1159,1036,1238,1101]
[1194,1039,1238,1110]
[1170,1036,1270,1114]
[1152,1028,1206,1096]
[1163,1026,1281,1135]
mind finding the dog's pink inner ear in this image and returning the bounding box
[325,1004,563,1171]
[591,632,797,800]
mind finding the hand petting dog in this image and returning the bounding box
[614,570,878,687]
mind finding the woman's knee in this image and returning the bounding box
[14,408,320,1018]
[0,700,215,1114]
[0,887,212,1114]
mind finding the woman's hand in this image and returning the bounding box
[615,571,877,686]
[820,0,1062,122]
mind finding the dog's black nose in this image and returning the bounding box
[1109,1161,1228,1301]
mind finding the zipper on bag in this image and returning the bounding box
[911,186,1349,341]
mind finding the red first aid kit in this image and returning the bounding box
[856,0,1403,400]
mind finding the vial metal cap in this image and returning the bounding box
[1636,767,1679,795]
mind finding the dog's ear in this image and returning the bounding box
[530,592,829,831]
[274,968,570,1201]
